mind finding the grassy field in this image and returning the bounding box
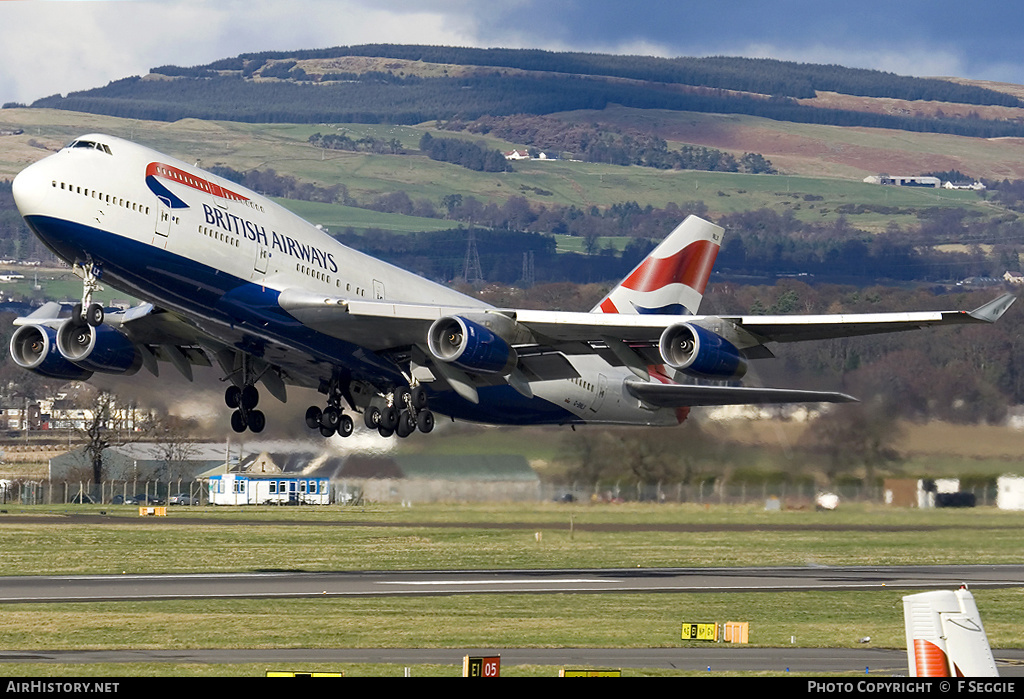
[6,587,1024,652]
[3,502,1024,575]
[0,265,131,305]
[0,108,1004,235]
[0,501,1023,676]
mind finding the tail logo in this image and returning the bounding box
[600,239,720,315]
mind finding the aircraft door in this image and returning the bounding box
[373,279,385,300]
[254,245,269,275]
[590,373,608,413]
[155,197,172,238]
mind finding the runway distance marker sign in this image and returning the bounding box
[681,622,719,641]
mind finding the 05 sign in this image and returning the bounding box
[464,655,501,677]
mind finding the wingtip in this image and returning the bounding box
[969,293,1016,323]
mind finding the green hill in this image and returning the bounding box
[22,44,1024,140]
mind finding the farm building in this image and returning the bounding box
[863,175,941,188]
[48,442,234,482]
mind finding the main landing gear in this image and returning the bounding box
[362,385,434,439]
[304,376,354,439]
[224,354,267,434]
[226,383,265,434]
[303,382,435,440]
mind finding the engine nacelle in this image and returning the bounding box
[55,320,142,375]
[427,316,518,375]
[658,322,747,380]
[10,324,94,381]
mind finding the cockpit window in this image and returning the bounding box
[66,140,112,155]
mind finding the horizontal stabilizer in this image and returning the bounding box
[625,380,857,407]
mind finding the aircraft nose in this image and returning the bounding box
[11,157,53,217]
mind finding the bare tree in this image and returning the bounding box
[71,386,153,484]
[150,414,201,483]
[801,400,903,484]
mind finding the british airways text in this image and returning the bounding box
[202,203,338,273]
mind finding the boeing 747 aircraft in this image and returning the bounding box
[8,134,1015,437]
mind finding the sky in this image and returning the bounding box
[2,0,1024,106]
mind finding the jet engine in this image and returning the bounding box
[658,322,747,380]
[55,320,142,375]
[9,324,94,381]
[427,316,518,375]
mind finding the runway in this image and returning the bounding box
[2,564,1024,674]
[2,564,1024,603]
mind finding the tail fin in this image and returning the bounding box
[903,585,998,677]
[591,215,723,315]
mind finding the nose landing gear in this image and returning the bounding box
[72,263,105,328]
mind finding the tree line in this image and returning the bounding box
[165,44,1024,107]
[308,132,405,155]
[442,114,777,172]
[417,133,511,172]
[26,70,1024,139]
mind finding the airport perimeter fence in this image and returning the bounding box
[0,478,1002,508]
[3,479,207,506]
[540,481,1001,507]
[1,479,367,506]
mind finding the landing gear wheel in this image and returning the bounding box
[380,406,399,431]
[86,303,104,328]
[71,303,84,327]
[241,385,259,410]
[321,406,341,430]
[230,410,246,433]
[394,385,411,410]
[247,410,266,434]
[377,426,394,438]
[319,425,335,438]
[305,406,322,430]
[338,414,354,438]
[411,386,429,411]
[364,406,382,430]
[417,409,435,434]
[395,410,416,438]
[225,385,242,410]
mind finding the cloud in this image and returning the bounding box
[0,0,482,104]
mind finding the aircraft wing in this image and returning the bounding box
[279,289,1015,353]
[509,292,1017,348]
[624,380,856,407]
[715,292,1017,345]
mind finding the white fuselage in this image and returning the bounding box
[12,134,681,427]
